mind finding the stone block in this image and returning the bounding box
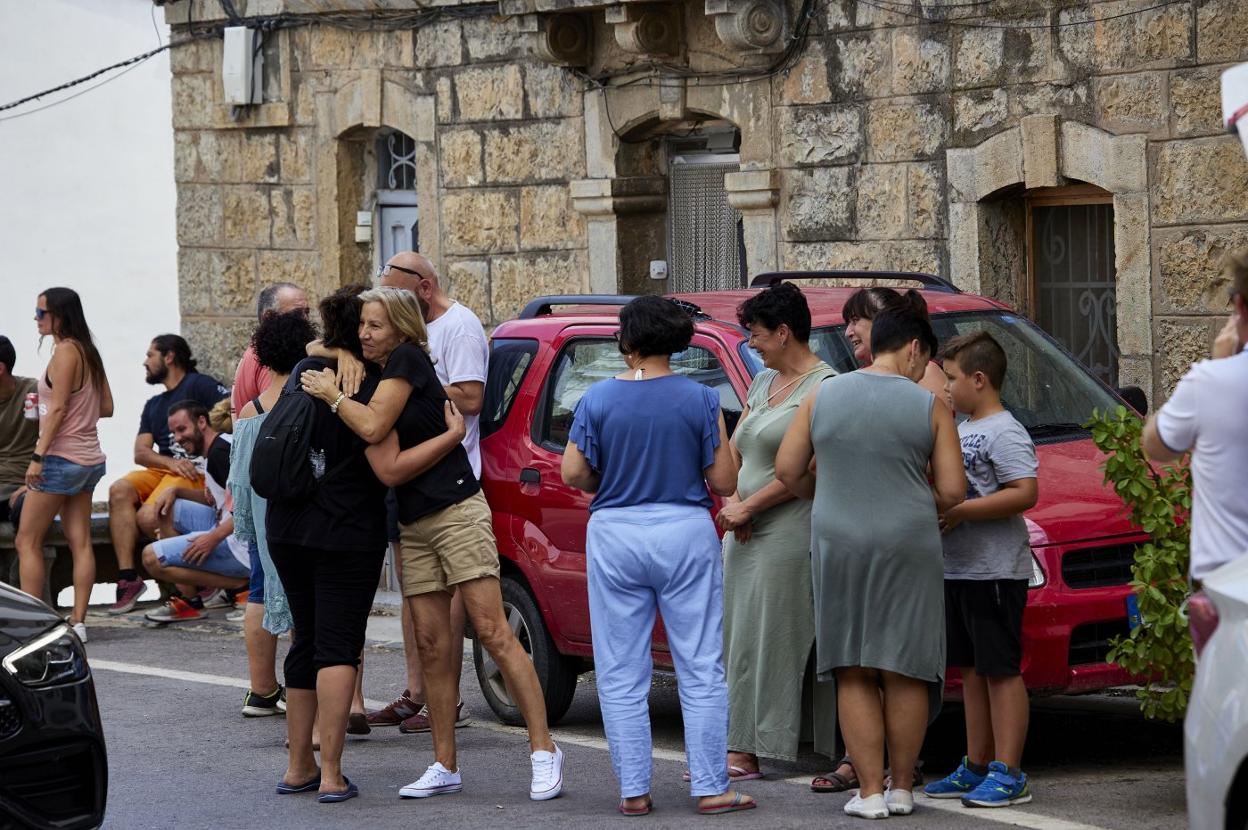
[443,190,519,255]
[444,260,492,323]
[307,26,378,70]
[177,185,223,246]
[782,239,943,274]
[257,251,323,297]
[866,102,945,162]
[174,132,199,182]
[171,74,217,130]
[279,131,313,182]
[1093,73,1168,136]
[440,129,484,188]
[177,249,212,315]
[490,251,588,322]
[954,26,1002,88]
[1061,2,1191,71]
[1062,121,1146,195]
[1113,192,1152,357]
[1155,226,1248,313]
[1021,114,1059,189]
[1008,81,1092,126]
[436,76,454,122]
[777,106,862,167]
[208,249,259,314]
[520,186,586,251]
[455,65,524,121]
[782,167,856,242]
[1136,2,1192,64]
[1170,67,1225,138]
[1002,21,1052,82]
[892,29,949,94]
[463,17,528,62]
[953,89,1008,142]
[483,119,585,184]
[381,29,416,69]
[293,76,322,127]
[415,20,463,67]
[1152,137,1248,225]
[1198,0,1248,62]
[170,39,215,74]
[181,317,257,386]
[855,164,906,240]
[240,133,280,183]
[1156,317,1220,400]
[907,162,944,238]
[833,32,891,99]
[524,64,583,119]
[270,188,316,248]
[222,186,273,247]
[384,84,435,143]
[779,40,832,105]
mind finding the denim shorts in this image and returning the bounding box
[35,455,105,496]
[247,539,265,604]
[151,500,250,579]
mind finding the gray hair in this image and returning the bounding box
[256,282,302,322]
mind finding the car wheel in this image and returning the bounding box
[473,575,578,727]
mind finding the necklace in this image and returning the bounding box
[767,363,827,405]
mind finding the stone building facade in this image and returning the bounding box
[160,0,1248,404]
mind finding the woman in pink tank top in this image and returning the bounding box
[17,288,113,642]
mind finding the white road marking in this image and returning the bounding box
[780,775,1111,830]
[89,658,688,763]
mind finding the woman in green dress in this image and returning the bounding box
[719,282,837,778]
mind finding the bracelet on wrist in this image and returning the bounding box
[330,392,346,414]
[31,452,43,463]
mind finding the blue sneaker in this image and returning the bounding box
[961,761,1032,808]
[922,757,985,799]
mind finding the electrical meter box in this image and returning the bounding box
[223,26,262,105]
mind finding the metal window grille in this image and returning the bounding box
[376,131,417,191]
[1033,203,1118,386]
[667,160,744,293]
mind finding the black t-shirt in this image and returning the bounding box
[205,433,231,489]
[139,373,230,457]
[265,358,388,553]
[382,343,479,524]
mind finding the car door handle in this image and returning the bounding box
[519,468,541,484]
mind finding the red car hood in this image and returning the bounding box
[1026,437,1140,547]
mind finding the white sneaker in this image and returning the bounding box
[885,789,914,815]
[529,744,564,801]
[844,792,890,819]
[399,762,463,798]
[71,621,87,644]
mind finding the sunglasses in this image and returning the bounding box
[376,262,424,280]
[34,308,47,320]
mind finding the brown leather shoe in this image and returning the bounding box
[399,702,472,734]
[365,691,420,727]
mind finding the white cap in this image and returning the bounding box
[1221,63,1248,160]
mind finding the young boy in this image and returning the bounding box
[925,331,1039,808]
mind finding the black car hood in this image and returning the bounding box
[0,582,62,658]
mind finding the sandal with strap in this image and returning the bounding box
[698,791,757,816]
[618,796,653,816]
[884,759,925,790]
[811,756,858,793]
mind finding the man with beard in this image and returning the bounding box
[107,335,228,614]
[140,400,249,623]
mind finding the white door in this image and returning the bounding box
[378,190,419,260]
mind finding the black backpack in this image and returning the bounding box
[250,369,353,502]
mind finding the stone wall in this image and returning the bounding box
[163,0,1248,399]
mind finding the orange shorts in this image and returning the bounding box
[122,467,203,505]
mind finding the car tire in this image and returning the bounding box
[473,574,579,727]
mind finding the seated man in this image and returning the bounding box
[108,335,228,614]
[0,335,38,526]
[141,401,249,623]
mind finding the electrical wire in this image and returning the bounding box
[0,53,156,123]
[854,0,1191,29]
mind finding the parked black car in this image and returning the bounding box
[0,583,106,829]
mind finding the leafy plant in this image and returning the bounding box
[1085,406,1193,722]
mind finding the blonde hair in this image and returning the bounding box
[209,397,233,435]
[358,286,431,354]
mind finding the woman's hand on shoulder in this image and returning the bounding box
[444,400,466,441]
[300,366,339,404]
[336,350,364,397]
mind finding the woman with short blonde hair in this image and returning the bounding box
[356,287,431,355]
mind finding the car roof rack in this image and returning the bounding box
[518,294,709,320]
[750,270,961,294]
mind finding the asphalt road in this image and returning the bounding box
[82,607,1186,829]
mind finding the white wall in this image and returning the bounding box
[0,0,180,500]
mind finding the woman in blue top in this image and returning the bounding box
[561,295,755,817]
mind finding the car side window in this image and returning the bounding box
[540,338,745,452]
[480,338,538,440]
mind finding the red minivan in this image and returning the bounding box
[473,272,1144,725]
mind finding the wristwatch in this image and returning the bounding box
[330,392,346,414]
[31,452,43,463]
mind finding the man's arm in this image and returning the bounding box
[1142,416,1185,463]
[444,381,484,416]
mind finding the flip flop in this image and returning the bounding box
[697,791,757,816]
[276,773,321,795]
[317,777,359,803]
[682,766,763,783]
[618,796,653,816]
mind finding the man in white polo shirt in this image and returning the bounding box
[367,251,488,733]
[1143,250,1248,582]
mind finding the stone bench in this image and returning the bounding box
[0,513,119,607]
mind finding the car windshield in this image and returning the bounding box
[738,311,1124,439]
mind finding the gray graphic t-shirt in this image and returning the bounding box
[942,409,1038,580]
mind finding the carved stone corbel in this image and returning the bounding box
[529,13,592,66]
[604,4,682,58]
[704,0,787,55]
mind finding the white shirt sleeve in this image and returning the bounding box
[1155,363,1202,454]
[434,305,488,385]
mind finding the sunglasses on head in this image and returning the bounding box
[376,262,425,279]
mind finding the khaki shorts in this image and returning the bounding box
[398,490,500,596]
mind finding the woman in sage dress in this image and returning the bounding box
[718,282,837,778]
[776,293,965,820]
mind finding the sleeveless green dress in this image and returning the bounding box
[723,365,838,762]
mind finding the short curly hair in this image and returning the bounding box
[618,295,694,358]
[252,309,318,375]
[736,282,812,342]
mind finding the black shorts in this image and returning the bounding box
[945,579,1028,677]
[385,488,400,544]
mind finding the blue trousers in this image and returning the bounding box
[586,504,730,799]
